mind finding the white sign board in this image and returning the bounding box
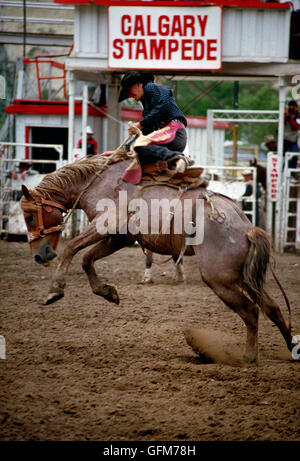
[108,6,222,70]
[267,153,281,202]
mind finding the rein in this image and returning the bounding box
[28,134,133,242]
[61,134,133,231]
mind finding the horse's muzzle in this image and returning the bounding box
[34,244,57,264]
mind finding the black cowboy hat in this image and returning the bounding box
[18,161,32,169]
[118,71,154,102]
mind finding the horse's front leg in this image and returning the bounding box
[82,235,131,304]
[45,223,102,305]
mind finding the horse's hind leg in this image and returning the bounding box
[173,256,185,282]
[82,235,131,304]
[142,250,153,284]
[258,290,292,352]
[207,281,259,363]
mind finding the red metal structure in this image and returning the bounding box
[21,44,73,101]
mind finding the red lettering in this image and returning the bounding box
[171,15,182,36]
[207,39,217,60]
[194,40,204,60]
[147,15,156,36]
[121,15,131,36]
[181,39,192,60]
[183,16,195,36]
[135,39,148,59]
[168,39,179,59]
[150,39,166,60]
[197,15,208,36]
[124,39,135,59]
[159,16,169,36]
[112,39,123,59]
[134,15,145,36]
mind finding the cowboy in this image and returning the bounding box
[77,126,98,157]
[5,161,38,201]
[262,134,277,153]
[284,100,300,172]
[118,72,188,175]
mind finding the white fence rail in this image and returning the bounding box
[201,165,258,226]
[280,153,300,252]
[0,142,67,237]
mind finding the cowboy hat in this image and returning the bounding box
[261,134,276,151]
[264,134,276,144]
[118,72,154,102]
[18,161,32,169]
[81,126,94,135]
[86,126,94,134]
[242,169,253,176]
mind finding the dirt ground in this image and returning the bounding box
[0,239,299,441]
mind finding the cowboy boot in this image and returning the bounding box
[175,158,187,173]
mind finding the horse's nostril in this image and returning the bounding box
[46,251,57,261]
[34,254,44,264]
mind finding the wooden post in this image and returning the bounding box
[106,74,121,151]
[232,124,238,164]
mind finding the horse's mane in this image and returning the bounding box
[35,152,130,199]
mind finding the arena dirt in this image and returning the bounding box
[0,240,299,441]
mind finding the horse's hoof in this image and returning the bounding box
[141,277,153,284]
[94,284,120,304]
[44,292,64,305]
[175,277,186,283]
[243,353,258,364]
[104,287,120,304]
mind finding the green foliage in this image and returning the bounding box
[170,79,279,146]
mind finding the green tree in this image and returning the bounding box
[169,80,279,146]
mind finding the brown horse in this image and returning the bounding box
[250,158,267,191]
[20,154,294,363]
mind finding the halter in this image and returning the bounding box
[27,196,67,243]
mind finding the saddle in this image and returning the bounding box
[141,157,207,190]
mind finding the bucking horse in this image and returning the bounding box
[20,151,296,363]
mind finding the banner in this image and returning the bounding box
[108,6,222,70]
[267,153,281,202]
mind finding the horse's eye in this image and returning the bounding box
[26,215,33,224]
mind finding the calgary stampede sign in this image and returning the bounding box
[108,5,222,70]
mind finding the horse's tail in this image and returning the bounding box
[243,227,271,304]
[243,227,292,333]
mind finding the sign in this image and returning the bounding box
[267,153,281,202]
[108,6,222,70]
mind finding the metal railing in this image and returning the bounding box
[0,142,65,236]
[280,152,300,251]
[201,165,258,226]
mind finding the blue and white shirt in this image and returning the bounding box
[140,82,187,135]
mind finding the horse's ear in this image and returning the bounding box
[22,185,31,200]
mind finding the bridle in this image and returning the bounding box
[27,196,67,243]
[25,134,133,244]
